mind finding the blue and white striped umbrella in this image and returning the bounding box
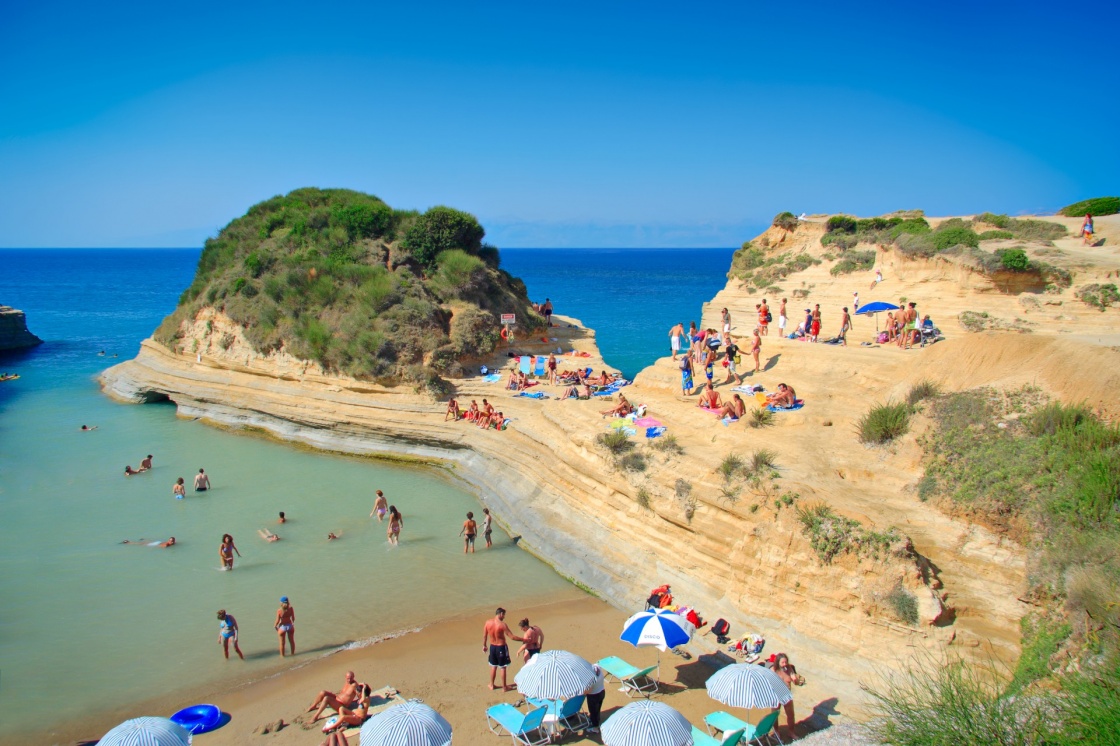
[620,609,695,651]
[705,663,793,709]
[359,701,452,746]
[602,700,693,746]
[98,717,192,746]
[513,649,598,699]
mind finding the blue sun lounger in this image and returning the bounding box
[706,710,783,746]
[693,725,746,746]
[596,656,659,697]
[486,703,550,746]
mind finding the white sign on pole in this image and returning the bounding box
[500,314,516,325]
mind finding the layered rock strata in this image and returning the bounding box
[0,305,43,351]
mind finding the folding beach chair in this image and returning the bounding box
[486,703,550,746]
[596,656,659,697]
[692,725,746,746]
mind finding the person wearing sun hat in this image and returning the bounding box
[275,596,295,657]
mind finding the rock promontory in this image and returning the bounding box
[0,305,43,351]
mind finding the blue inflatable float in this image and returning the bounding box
[170,704,222,734]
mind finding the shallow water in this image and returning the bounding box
[0,250,581,734]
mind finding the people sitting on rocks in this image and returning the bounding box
[594,370,617,387]
[600,393,633,418]
[717,393,746,421]
[445,398,460,421]
[697,382,722,410]
[465,400,479,422]
[476,400,494,429]
[766,383,797,408]
[559,380,593,400]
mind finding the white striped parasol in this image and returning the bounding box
[513,649,598,700]
[98,717,193,746]
[602,700,693,746]
[359,700,452,746]
[705,663,793,709]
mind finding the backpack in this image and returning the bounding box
[765,312,773,323]
[712,618,731,642]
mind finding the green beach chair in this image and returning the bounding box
[706,710,783,745]
[596,655,659,697]
[486,703,550,746]
[692,725,746,746]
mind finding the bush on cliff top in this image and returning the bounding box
[1059,196,1120,217]
[157,188,542,388]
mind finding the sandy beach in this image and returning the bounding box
[21,594,840,746]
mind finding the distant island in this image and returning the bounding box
[154,188,544,396]
[0,305,43,351]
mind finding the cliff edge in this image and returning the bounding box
[0,305,43,352]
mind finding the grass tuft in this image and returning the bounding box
[649,434,684,455]
[906,379,941,406]
[748,407,774,429]
[884,583,920,626]
[858,402,912,444]
[597,430,634,456]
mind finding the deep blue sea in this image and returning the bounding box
[0,246,732,737]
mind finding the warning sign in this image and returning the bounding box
[500,314,516,325]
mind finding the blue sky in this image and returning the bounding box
[1,1,1116,248]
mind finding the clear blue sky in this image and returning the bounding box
[1,1,1116,248]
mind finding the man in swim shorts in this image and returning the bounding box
[194,468,210,491]
[482,607,525,690]
[460,511,477,554]
[669,322,683,360]
[542,298,553,327]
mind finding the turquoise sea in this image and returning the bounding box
[0,247,732,738]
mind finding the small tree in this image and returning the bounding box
[404,206,485,267]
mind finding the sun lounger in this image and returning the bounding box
[596,656,659,697]
[706,710,782,746]
[526,695,589,733]
[486,703,550,746]
[693,724,746,746]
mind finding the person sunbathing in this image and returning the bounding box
[476,400,494,429]
[717,394,746,420]
[600,394,633,418]
[559,382,592,400]
[766,383,797,408]
[697,383,722,410]
[466,400,479,422]
[445,398,460,421]
[506,370,519,390]
[308,672,365,722]
[324,685,372,731]
[595,370,616,386]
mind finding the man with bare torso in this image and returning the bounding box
[517,618,545,662]
[307,670,364,722]
[482,607,524,690]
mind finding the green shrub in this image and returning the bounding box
[1000,248,1031,271]
[932,225,980,251]
[1007,615,1071,696]
[772,211,799,230]
[884,582,919,625]
[858,401,911,444]
[1076,283,1120,311]
[826,215,859,233]
[650,434,683,455]
[636,487,651,509]
[830,249,876,275]
[1059,196,1120,217]
[888,218,932,238]
[979,230,1014,240]
[718,453,745,481]
[795,502,899,564]
[403,206,485,268]
[597,430,634,456]
[894,232,938,259]
[906,379,941,406]
[619,453,647,472]
[751,449,777,473]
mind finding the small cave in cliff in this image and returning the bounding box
[138,390,172,404]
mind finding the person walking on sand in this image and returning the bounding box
[721,308,731,343]
[669,322,684,360]
[724,336,743,385]
[194,468,211,492]
[840,307,852,347]
[1081,214,1094,245]
[542,298,553,327]
[751,329,762,373]
[275,596,296,656]
[759,299,770,336]
[217,609,244,660]
[482,608,524,691]
[778,298,788,338]
[370,490,388,521]
[460,511,477,553]
[517,618,545,662]
[172,477,186,499]
[482,508,493,548]
[219,533,240,571]
[387,505,403,544]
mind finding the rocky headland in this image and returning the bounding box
[101,200,1120,722]
[0,305,43,352]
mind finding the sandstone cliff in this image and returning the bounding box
[0,305,43,352]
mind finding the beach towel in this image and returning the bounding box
[767,399,805,412]
[700,406,722,416]
[634,417,662,428]
[722,416,739,426]
[516,391,548,399]
[621,427,637,437]
[519,356,531,374]
[482,373,502,383]
[592,390,614,397]
[646,426,667,438]
[609,418,630,430]
[731,385,765,394]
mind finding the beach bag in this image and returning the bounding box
[712,618,731,642]
[765,312,773,323]
[733,355,742,364]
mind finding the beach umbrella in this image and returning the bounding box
[98,717,192,746]
[602,700,693,746]
[359,701,453,746]
[513,649,598,700]
[620,609,695,651]
[855,301,899,332]
[705,663,793,710]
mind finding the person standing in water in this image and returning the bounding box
[217,610,244,660]
[482,508,493,549]
[172,477,186,499]
[219,533,240,570]
[370,490,388,522]
[460,511,477,553]
[194,468,211,492]
[275,596,296,657]
[387,505,403,544]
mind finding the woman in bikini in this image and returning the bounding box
[322,685,372,732]
[599,393,633,418]
[387,506,403,545]
[172,477,186,499]
[219,534,241,570]
[547,354,558,385]
[275,596,296,656]
[751,329,762,372]
[370,490,388,521]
